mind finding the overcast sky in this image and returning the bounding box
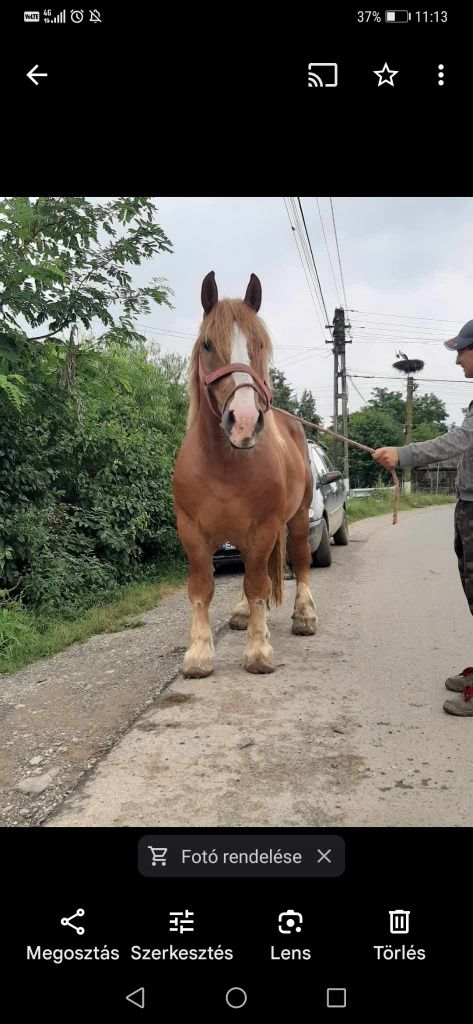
[128,197,473,427]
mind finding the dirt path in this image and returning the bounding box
[0,575,242,826]
[3,506,472,828]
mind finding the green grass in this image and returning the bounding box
[346,488,456,524]
[0,562,188,675]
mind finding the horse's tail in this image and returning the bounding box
[268,524,286,607]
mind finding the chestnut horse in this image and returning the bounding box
[172,271,317,677]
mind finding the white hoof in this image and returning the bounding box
[245,640,275,674]
[182,642,215,678]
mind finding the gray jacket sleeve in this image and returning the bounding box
[398,407,473,467]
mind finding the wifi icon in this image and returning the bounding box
[307,63,338,88]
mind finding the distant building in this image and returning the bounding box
[412,456,458,493]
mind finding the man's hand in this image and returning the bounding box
[372,446,399,469]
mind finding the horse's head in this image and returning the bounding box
[197,271,272,449]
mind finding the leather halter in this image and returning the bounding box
[199,358,273,420]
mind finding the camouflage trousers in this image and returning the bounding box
[454,499,473,615]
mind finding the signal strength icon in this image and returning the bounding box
[50,8,66,21]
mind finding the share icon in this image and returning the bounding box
[60,907,85,935]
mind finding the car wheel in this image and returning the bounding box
[312,519,331,567]
[333,510,349,546]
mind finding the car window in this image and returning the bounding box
[310,446,333,476]
[310,448,326,477]
[318,447,334,473]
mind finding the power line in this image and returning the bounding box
[350,324,453,337]
[350,319,453,331]
[278,350,332,369]
[330,198,349,313]
[347,374,368,404]
[284,197,327,336]
[348,308,463,324]
[137,325,195,339]
[348,373,473,384]
[296,197,333,333]
[315,197,342,307]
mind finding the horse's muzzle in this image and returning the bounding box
[223,407,264,448]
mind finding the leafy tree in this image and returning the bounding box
[411,420,444,442]
[296,388,321,439]
[413,393,448,432]
[346,408,404,487]
[367,386,449,437]
[0,196,174,405]
[368,387,406,425]
[269,367,298,414]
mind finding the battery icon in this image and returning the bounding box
[385,10,411,21]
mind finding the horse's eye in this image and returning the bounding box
[203,339,212,352]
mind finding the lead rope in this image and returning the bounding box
[272,406,399,526]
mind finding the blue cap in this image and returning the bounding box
[444,320,473,352]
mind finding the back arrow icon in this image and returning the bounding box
[126,988,145,1009]
[27,65,48,85]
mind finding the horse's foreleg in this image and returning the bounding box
[287,507,318,635]
[177,514,215,678]
[243,545,275,673]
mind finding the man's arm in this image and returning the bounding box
[373,408,473,470]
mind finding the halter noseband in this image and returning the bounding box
[198,359,273,420]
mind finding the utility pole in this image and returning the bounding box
[403,375,414,494]
[326,307,351,491]
[393,353,424,496]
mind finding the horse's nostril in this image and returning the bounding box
[223,409,235,432]
[255,410,264,434]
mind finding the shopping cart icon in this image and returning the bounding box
[148,846,168,867]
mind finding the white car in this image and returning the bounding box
[306,441,349,567]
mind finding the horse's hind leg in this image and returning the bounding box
[177,513,215,678]
[230,591,271,638]
[287,506,318,635]
[230,592,250,630]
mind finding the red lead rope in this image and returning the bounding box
[273,407,400,526]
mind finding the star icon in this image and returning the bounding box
[373,62,399,86]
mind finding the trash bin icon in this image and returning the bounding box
[389,909,410,934]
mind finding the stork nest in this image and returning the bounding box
[392,358,425,373]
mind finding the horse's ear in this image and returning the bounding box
[244,273,262,312]
[201,271,218,315]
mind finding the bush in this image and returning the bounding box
[0,337,188,615]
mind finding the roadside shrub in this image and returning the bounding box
[0,338,187,614]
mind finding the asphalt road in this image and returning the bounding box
[39,504,473,828]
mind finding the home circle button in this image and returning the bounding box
[225,987,248,1009]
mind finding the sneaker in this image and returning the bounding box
[443,684,473,716]
[444,666,473,692]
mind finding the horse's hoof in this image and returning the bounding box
[245,658,275,674]
[182,665,214,678]
[292,615,318,636]
[245,641,275,673]
[229,613,249,630]
[182,647,214,677]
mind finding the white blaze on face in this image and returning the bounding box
[227,323,259,445]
